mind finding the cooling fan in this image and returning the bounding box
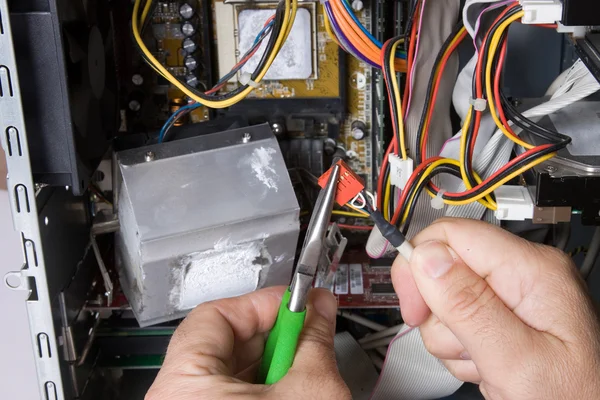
[10,0,118,194]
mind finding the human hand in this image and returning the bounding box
[146,286,350,400]
[392,218,600,400]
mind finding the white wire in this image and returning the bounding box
[337,311,387,331]
[350,192,367,209]
[365,191,376,209]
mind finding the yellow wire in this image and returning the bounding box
[140,0,153,25]
[323,5,342,46]
[131,0,297,109]
[345,203,370,216]
[383,176,392,221]
[459,107,497,209]
[420,27,466,152]
[399,152,557,225]
[332,210,369,219]
[485,11,534,150]
[389,39,407,160]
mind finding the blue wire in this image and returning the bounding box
[339,0,406,59]
[254,20,274,45]
[158,103,202,143]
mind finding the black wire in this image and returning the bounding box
[401,165,462,235]
[131,0,286,102]
[403,0,420,52]
[414,21,465,164]
[500,94,572,145]
[382,37,402,158]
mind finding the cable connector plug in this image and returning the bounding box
[388,155,414,189]
[519,0,562,24]
[494,185,534,221]
[318,159,366,206]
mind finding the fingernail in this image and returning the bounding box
[460,351,471,360]
[312,289,338,322]
[412,241,454,279]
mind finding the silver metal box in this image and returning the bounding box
[115,124,299,326]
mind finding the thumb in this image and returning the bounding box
[271,288,351,398]
[408,240,534,370]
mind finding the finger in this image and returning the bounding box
[408,240,534,372]
[442,359,481,384]
[392,254,430,326]
[272,289,351,399]
[233,334,266,381]
[162,286,285,377]
[420,315,467,360]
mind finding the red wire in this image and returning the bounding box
[420,28,468,161]
[391,156,443,224]
[402,1,420,113]
[494,38,519,137]
[537,24,558,29]
[380,38,400,155]
[470,2,520,158]
[205,15,275,95]
[337,224,373,231]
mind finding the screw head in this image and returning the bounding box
[242,133,252,143]
[144,151,155,162]
[545,165,557,173]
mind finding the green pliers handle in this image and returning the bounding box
[258,288,306,384]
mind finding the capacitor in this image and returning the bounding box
[181,21,196,37]
[185,74,199,88]
[323,138,337,156]
[179,2,195,20]
[351,0,364,11]
[184,56,198,72]
[128,99,141,112]
[182,37,197,54]
[351,120,367,140]
[270,119,286,136]
[131,74,144,86]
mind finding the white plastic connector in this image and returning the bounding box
[431,189,446,210]
[388,154,414,189]
[519,0,562,24]
[494,186,534,221]
[469,97,487,112]
[239,72,259,88]
[556,23,587,39]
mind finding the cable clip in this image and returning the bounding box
[431,189,446,210]
[240,72,260,88]
[469,98,487,112]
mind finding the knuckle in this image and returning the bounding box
[445,276,496,324]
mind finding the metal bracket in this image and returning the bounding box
[315,223,348,290]
[0,0,65,396]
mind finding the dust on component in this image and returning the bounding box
[237,8,315,80]
[115,124,300,326]
[319,160,366,206]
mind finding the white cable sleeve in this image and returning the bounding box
[359,324,404,344]
[369,326,463,400]
[334,332,380,400]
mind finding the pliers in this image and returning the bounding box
[258,163,341,384]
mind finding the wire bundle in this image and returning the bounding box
[322,0,408,71]
[132,0,298,109]
[374,1,572,236]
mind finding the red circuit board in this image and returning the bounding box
[317,254,399,308]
